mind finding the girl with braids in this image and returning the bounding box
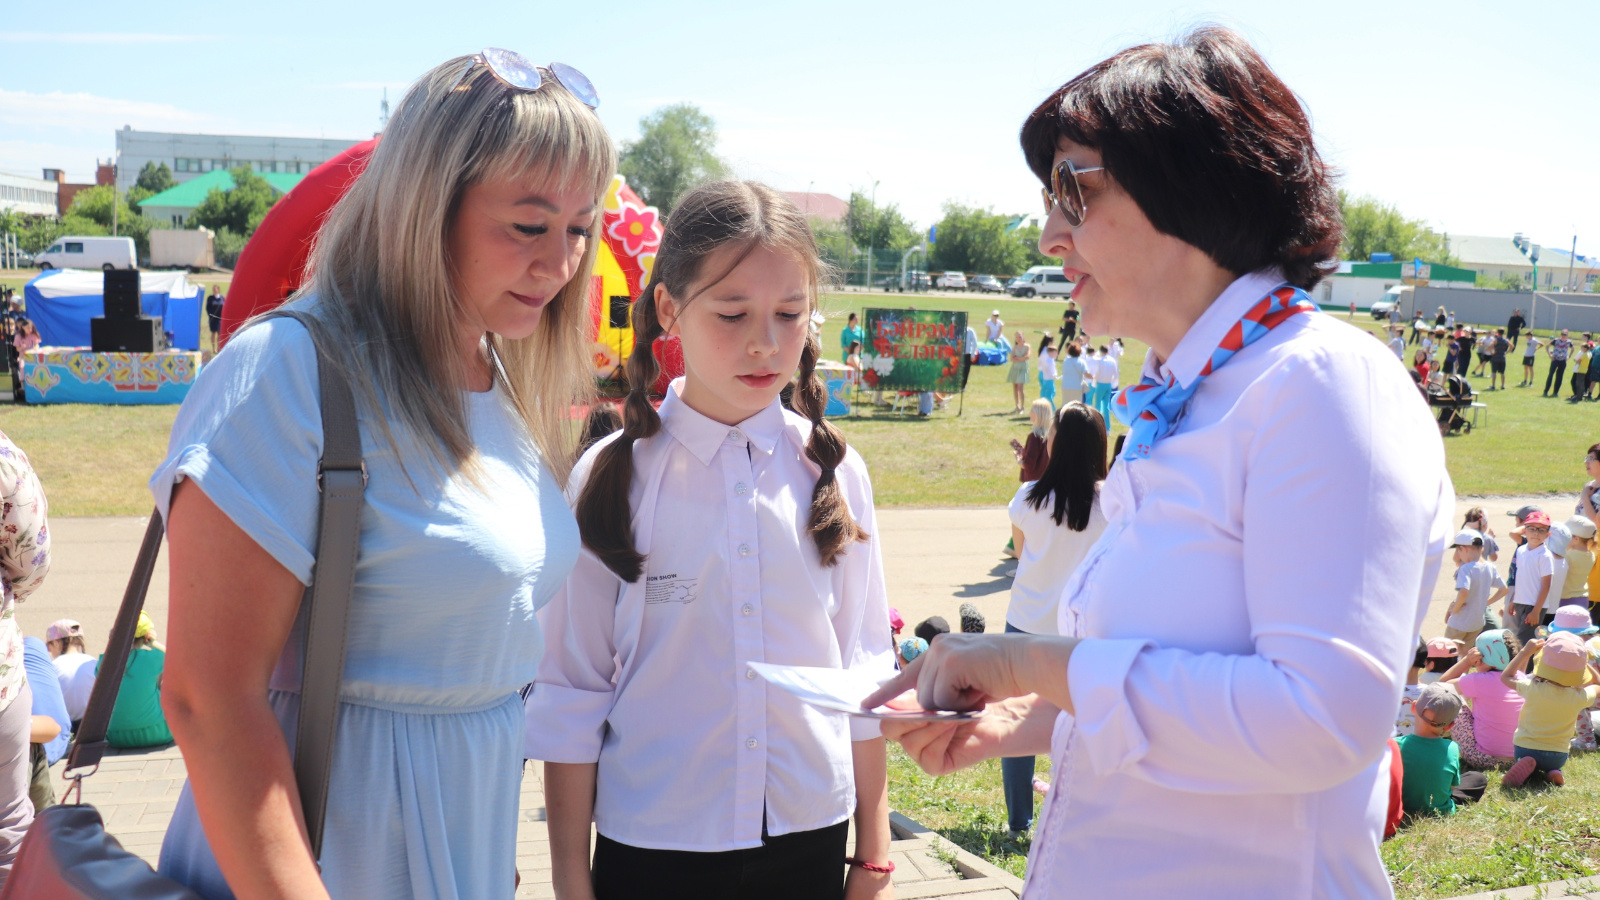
[526,181,897,900]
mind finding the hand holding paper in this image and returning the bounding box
[746,662,981,722]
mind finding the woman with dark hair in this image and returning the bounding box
[1000,401,1108,834]
[867,28,1451,897]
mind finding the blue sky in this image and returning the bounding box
[2,0,1596,257]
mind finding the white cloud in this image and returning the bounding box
[0,89,220,134]
[0,32,215,45]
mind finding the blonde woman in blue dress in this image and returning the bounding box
[151,50,612,900]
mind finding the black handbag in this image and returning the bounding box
[2,310,364,898]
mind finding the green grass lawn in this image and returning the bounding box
[887,743,1049,880]
[819,294,1600,503]
[1384,753,1600,898]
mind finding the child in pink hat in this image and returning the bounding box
[1549,605,1600,750]
[1499,632,1600,787]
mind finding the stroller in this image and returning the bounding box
[1427,372,1474,435]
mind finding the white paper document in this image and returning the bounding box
[747,662,983,722]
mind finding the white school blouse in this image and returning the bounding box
[1023,270,1455,899]
[525,380,896,851]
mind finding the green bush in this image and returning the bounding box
[212,228,248,270]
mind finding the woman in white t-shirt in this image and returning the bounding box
[1002,401,1109,834]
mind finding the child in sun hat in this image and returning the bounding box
[1557,516,1595,611]
[897,637,928,668]
[1440,630,1523,769]
[1445,530,1508,654]
[1499,632,1600,787]
[1548,605,1600,750]
[1420,637,1459,685]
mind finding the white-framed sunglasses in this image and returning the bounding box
[447,48,599,109]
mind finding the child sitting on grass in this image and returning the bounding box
[1396,683,1488,817]
[1500,632,1600,787]
[1549,605,1600,751]
[1446,529,1508,653]
[1421,637,1458,685]
[1440,630,1523,769]
[1395,638,1429,737]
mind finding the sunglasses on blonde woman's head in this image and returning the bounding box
[447,48,599,109]
[1041,159,1106,226]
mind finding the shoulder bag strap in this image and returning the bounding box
[272,309,364,859]
[64,311,364,863]
[60,511,164,783]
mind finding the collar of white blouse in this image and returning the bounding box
[1143,268,1288,391]
[657,377,786,466]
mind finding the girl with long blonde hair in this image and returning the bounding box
[151,49,614,899]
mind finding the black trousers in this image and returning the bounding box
[1545,360,1568,394]
[593,820,849,900]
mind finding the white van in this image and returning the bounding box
[36,236,136,271]
[1007,265,1072,298]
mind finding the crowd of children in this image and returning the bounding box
[1390,311,1600,401]
[1003,330,1121,420]
[1389,508,1600,828]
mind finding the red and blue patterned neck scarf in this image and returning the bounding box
[1112,285,1317,460]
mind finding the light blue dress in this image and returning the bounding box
[149,301,578,900]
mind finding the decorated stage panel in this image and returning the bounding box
[23,347,202,405]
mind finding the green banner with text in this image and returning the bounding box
[860,308,967,393]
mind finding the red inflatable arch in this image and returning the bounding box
[219,138,378,344]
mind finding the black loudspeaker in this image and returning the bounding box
[609,295,631,329]
[91,316,163,353]
[102,269,141,319]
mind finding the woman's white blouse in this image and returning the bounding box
[524,380,896,852]
[1026,270,1454,899]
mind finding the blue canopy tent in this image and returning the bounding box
[24,269,203,351]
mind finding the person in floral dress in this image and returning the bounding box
[0,429,51,889]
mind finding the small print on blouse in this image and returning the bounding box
[645,573,699,605]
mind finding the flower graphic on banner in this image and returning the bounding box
[23,365,58,398]
[869,355,896,377]
[607,204,662,258]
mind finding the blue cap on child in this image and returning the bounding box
[899,637,929,663]
[1475,630,1513,671]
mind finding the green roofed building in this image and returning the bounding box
[138,169,304,227]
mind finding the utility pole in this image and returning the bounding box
[110,158,119,237]
[1568,235,1578,293]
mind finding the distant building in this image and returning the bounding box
[114,126,361,194]
[138,168,304,227]
[1448,234,1599,291]
[44,163,115,216]
[784,191,849,223]
[1318,260,1477,310]
[1006,213,1044,233]
[0,170,60,217]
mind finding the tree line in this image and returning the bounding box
[0,103,1489,282]
[0,161,283,267]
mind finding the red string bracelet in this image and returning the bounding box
[846,857,895,874]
